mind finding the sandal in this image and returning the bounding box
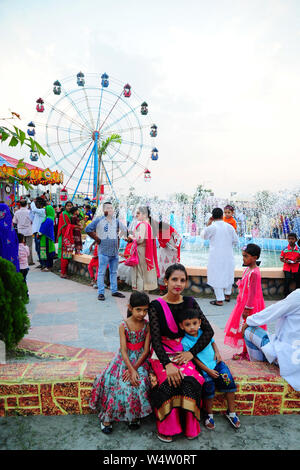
[187,433,201,440]
[128,420,140,430]
[101,422,112,434]
[157,433,173,443]
[225,410,240,429]
[204,416,215,430]
[210,300,223,306]
[232,352,250,361]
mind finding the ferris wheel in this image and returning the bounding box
[26,73,159,201]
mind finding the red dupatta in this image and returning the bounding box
[136,221,160,277]
[57,210,74,258]
[57,211,71,242]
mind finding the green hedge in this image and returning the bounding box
[0,257,30,350]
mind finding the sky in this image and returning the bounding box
[1,0,300,200]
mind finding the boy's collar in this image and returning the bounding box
[184,330,201,339]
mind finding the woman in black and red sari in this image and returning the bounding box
[149,263,214,442]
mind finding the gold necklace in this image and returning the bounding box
[164,294,182,304]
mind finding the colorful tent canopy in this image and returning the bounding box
[0,153,63,186]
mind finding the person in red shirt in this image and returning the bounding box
[280,233,300,297]
[88,242,99,287]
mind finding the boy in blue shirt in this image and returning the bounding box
[178,309,240,430]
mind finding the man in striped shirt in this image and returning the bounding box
[86,202,128,301]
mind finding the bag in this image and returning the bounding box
[124,240,139,266]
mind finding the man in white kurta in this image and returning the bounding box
[201,207,239,305]
[242,289,300,391]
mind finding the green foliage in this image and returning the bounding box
[99,133,122,155]
[193,184,213,202]
[175,192,189,204]
[0,257,30,351]
[0,125,48,156]
[0,122,49,189]
[96,133,122,206]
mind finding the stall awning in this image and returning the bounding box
[0,153,44,171]
[0,153,63,186]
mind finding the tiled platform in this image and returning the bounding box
[0,338,299,417]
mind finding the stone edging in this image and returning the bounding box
[68,255,289,299]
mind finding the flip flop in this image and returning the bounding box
[210,300,223,306]
[225,410,241,429]
[232,352,250,361]
[187,433,201,440]
[157,433,173,443]
[101,422,112,434]
[204,416,215,430]
[128,420,140,430]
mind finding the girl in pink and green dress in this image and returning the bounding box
[89,292,152,434]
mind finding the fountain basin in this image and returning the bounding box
[68,254,289,299]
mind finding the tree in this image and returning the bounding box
[192,184,213,221]
[1,114,49,190]
[174,192,189,204]
[0,118,48,157]
[96,133,122,206]
[0,257,30,350]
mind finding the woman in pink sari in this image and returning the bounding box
[130,206,159,293]
[149,263,214,442]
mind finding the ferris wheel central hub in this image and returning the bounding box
[92,130,100,141]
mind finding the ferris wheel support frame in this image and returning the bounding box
[93,131,99,199]
[70,142,94,202]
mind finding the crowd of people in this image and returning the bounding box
[1,197,299,443]
[85,202,182,300]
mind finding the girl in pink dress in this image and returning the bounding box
[224,244,266,360]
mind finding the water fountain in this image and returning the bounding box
[116,189,300,269]
[76,188,300,298]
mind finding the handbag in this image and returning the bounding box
[124,240,139,266]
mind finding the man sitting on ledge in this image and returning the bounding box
[241,289,300,391]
